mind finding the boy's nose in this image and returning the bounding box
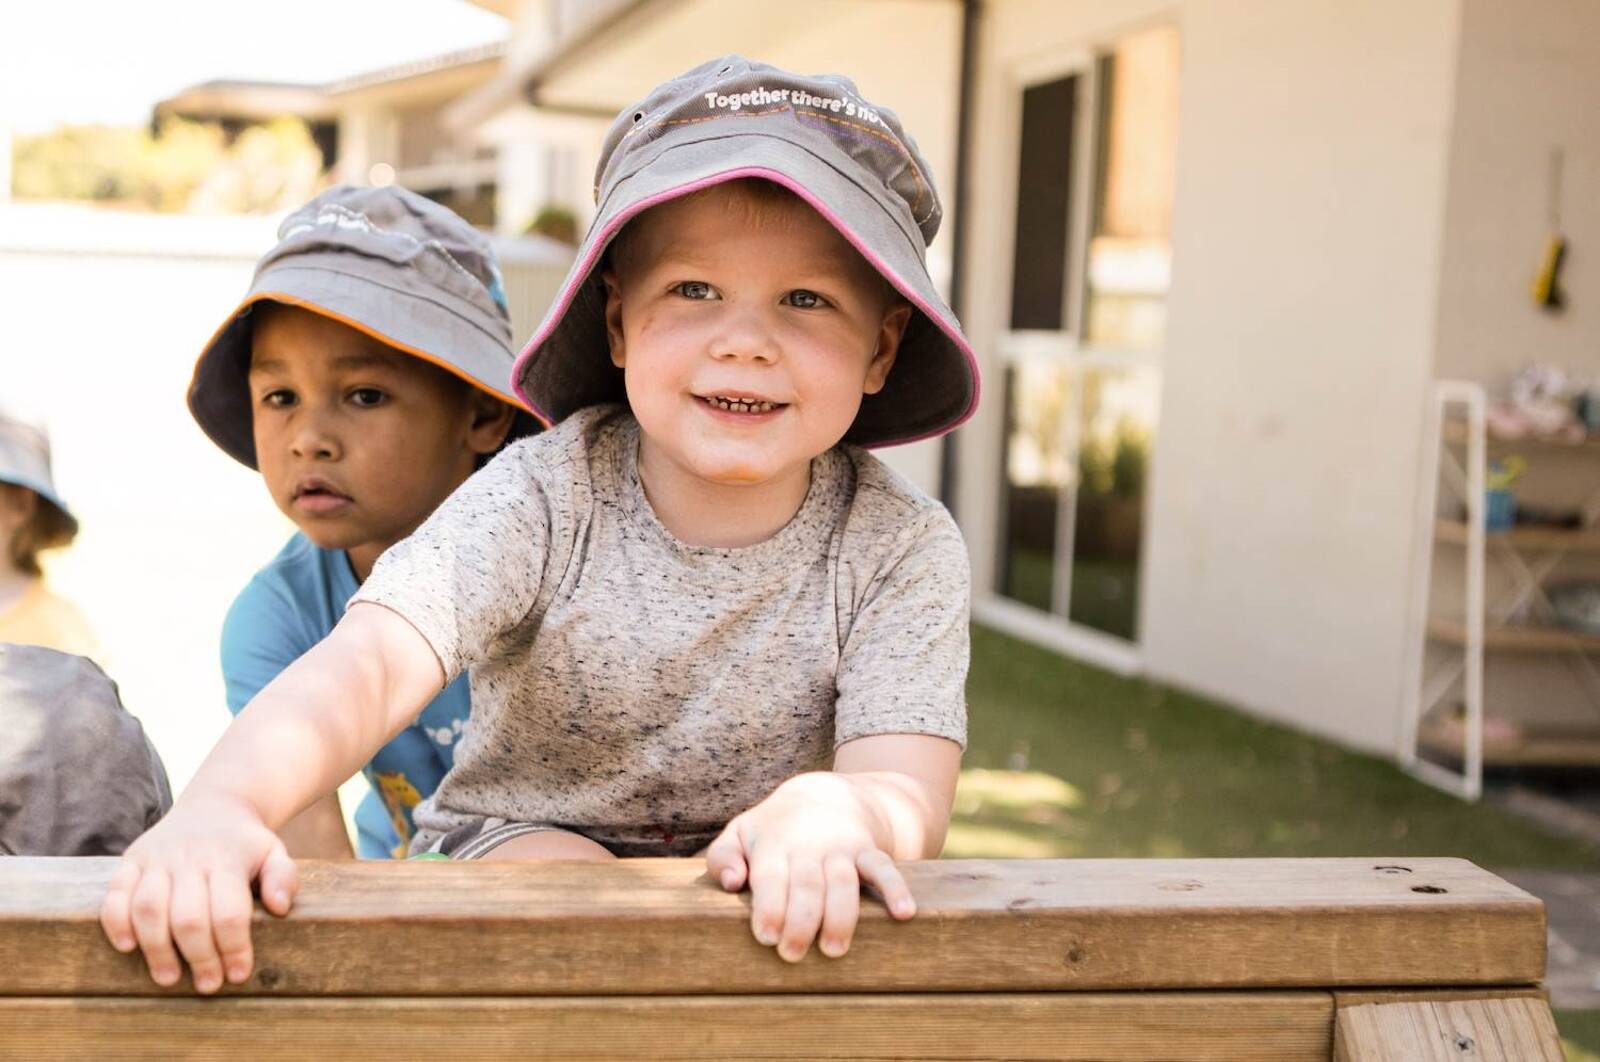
[707,309,780,364]
[288,415,342,460]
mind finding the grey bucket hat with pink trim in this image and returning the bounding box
[513,55,979,448]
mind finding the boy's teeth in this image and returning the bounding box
[708,396,776,413]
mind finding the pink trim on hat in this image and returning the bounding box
[511,167,981,447]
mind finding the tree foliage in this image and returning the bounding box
[12,117,325,213]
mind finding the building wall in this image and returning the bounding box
[1423,0,1600,741]
[956,0,1465,754]
[1432,0,1600,385]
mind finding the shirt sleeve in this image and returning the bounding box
[349,442,561,683]
[834,507,970,750]
[219,576,316,717]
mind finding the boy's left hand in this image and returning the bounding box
[705,772,915,962]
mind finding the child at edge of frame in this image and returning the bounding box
[0,408,99,661]
[101,54,982,995]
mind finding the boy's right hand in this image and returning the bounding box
[99,794,299,994]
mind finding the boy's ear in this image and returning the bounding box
[465,391,518,455]
[602,269,626,369]
[862,302,912,396]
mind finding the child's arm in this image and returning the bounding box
[99,603,443,994]
[704,733,961,963]
[275,795,355,859]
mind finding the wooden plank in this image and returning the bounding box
[1333,997,1562,1061]
[1429,618,1600,653]
[0,992,1335,1061]
[0,857,1544,996]
[1417,715,1600,768]
[1333,987,1548,1008]
[1435,519,1600,552]
[1442,419,1600,452]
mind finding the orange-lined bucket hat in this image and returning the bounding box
[189,184,540,468]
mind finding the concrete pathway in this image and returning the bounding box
[1498,869,1600,1009]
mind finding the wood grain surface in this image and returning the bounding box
[0,992,1334,1060]
[0,856,1544,997]
[1333,997,1563,1061]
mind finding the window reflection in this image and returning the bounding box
[1068,366,1160,640]
[999,361,1074,613]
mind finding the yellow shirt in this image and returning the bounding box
[0,579,100,661]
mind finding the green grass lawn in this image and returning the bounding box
[951,623,1600,866]
[953,623,1600,1057]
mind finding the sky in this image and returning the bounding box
[1,0,508,134]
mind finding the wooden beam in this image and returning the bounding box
[1333,997,1562,1061]
[0,857,1544,997]
[0,992,1335,1061]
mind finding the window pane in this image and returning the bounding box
[1086,26,1179,350]
[1000,360,1074,613]
[1068,365,1159,640]
[1009,76,1078,331]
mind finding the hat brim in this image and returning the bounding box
[190,263,542,469]
[0,472,77,543]
[513,136,979,448]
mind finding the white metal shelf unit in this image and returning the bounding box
[1402,380,1600,800]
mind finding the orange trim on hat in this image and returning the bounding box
[189,291,546,422]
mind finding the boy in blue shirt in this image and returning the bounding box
[188,185,537,857]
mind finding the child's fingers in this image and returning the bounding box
[256,840,299,917]
[208,869,256,986]
[128,867,182,987]
[856,850,916,920]
[100,859,142,953]
[169,871,224,994]
[817,853,861,958]
[704,826,748,892]
[777,856,825,963]
[745,843,788,950]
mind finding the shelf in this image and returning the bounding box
[1428,618,1600,653]
[1442,419,1600,452]
[1433,519,1600,552]
[1418,714,1600,767]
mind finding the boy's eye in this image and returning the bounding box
[261,389,296,409]
[783,289,828,310]
[349,388,387,408]
[672,281,717,301]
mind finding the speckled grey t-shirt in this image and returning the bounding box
[352,405,969,856]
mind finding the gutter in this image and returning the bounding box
[444,0,663,131]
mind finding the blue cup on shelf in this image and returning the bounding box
[1485,488,1516,531]
[1483,457,1525,532]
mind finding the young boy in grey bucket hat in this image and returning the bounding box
[186,184,538,862]
[105,57,981,993]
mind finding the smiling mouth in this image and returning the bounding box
[699,394,785,414]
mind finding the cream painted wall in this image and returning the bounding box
[956,0,1465,755]
[1432,0,1600,384]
